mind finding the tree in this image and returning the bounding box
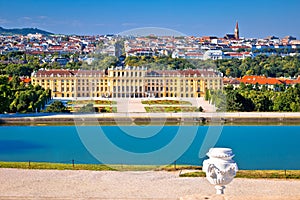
[199,106,204,112]
[210,89,226,112]
[45,101,68,113]
[257,94,271,111]
[215,55,300,78]
[204,89,210,101]
[78,103,96,113]
[225,90,243,111]
[100,106,111,113]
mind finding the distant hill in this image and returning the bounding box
[0,27,53,36]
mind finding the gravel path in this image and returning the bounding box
[0,169,299,200]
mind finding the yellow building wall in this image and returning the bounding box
[31,69,223,99]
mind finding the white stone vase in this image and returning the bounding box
[202,148,238,195]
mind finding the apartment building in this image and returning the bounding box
[31,67,223,98]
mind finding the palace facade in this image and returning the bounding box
[31,67,223,98]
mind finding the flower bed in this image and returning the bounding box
[142,100,192,105]
[67,100,116,105]
[144,106,198,113]
[68,106,117,113]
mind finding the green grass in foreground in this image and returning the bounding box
[0,162,195,171]
[1,162,299,179]
[0,161,115,171]
[179,170,300,179]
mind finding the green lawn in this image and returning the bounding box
[179,170,300,179]
[0,161,192,171]
[0,161,114,171]
[1,162,299,179]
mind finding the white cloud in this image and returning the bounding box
[94,23,106,27]
[21,16,32,20]
[122,22,137,27]
[71,20,83,27]
[38,16,48,19]
[0,18,9,24]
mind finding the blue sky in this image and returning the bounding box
[0,0,299,38]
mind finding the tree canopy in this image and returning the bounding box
[0,75,51,113]
[45,101,69,113]
[124,55,300,78]
[216,55,300,78]
[209,84,300,112]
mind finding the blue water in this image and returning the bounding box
[0,125,299,170]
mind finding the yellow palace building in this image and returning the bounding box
[31,66,223,98]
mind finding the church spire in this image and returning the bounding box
[234,21,239,40]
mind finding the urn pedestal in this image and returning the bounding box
[202,148,238,194]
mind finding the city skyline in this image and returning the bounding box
[0,0,300,38]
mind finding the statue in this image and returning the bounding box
[202,148,238,194]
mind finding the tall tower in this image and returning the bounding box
[234,21,239,40]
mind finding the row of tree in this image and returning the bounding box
[206,84,300,112]
[0,75,51,113]
[216,55,300,78]
[2,52,300,78]
[0,52,82,77]
[124,55,300,78]
[124,56,195,70]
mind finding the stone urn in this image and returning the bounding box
[202,148,238,194]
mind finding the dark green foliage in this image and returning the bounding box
[208,84,300,112]
[45,101,68,113]
[0,75,50,113]
[204,89,210,101]
[4,64,35,77]
[0,53,81,76]
[78,103,97,113]
[272,86,300,111]
[124,55,300,77]
[217,55,300,78]
[100,107,111,113]
[124,56,196,70]
[199,106,204,112]
[0,76,10,113]
[1,52,300,78]
[0,26,53,36]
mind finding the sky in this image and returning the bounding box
[0,0,300,38]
